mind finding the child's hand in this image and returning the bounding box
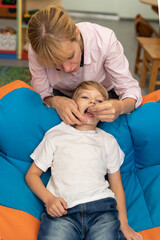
[46,195,68,217]
[121,224,143,240]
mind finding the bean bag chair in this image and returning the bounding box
[0,80,160,239]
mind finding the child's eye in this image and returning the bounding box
[97,100,103,103]
[81,96,88,99]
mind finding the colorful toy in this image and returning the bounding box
[23,10,39,24]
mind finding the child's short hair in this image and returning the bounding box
[72,81,108,101]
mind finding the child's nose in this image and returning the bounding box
[90,99,96,105]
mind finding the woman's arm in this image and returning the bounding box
[108,170,142,240]
[28,45,53,100]
[29,45,87,125]
[25,162,67,217]
[103,31,142,109]
[88,98,136,122]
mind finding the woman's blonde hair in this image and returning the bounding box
[72,81,108,101]
[27,4,77,66]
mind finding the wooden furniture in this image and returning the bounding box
[0,0,17,17]
[134,14,159,75]
[0,1,17,58]
[140,0,158,14]
[137,37,160,92]
[0,5,16,18]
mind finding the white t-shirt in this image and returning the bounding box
[31,122,124,208]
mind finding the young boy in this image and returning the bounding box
[25,81,142,240]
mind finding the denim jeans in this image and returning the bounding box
[38,198,125,240]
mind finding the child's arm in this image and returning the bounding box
[108,170,142,240]
[25,162,67,217]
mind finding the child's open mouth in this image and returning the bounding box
[84,107,94,118]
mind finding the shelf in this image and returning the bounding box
[0,50,17,59]
[0,4,17,8]
[0,0,62,59]
[0,50,16,53]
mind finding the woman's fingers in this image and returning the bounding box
[56,98,87,125]
[88,100,121,122]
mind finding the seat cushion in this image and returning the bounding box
[1,81,160,239]
[0,81,61,218]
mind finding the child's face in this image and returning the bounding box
[75,86,105,129]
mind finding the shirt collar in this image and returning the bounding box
[80,51,84,67]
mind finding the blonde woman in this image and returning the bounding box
[28,4,142,125]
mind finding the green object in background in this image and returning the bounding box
[23,9,39,24]
[2,0,16,4]
[0,66,31,87]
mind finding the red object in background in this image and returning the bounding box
[22,50,28,60]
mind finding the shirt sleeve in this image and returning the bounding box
[103,31,142,108]
[28,45,53,100]
[30,136,55,172]
[105,136,124,174]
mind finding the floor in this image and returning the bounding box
[0,16,159,96]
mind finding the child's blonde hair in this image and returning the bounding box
[27,4,78,66]
[72,81,108,101]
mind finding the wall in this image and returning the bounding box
[62,0,117,14]
[62,0,158,20]
[117,0,158,19]
[25,0,62,11]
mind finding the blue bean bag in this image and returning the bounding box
[0,80,160,240]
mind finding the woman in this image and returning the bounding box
[27,4,142,125]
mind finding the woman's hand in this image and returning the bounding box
[88,98,136,122]
[88,100,123,122]
[46,96,87,125]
